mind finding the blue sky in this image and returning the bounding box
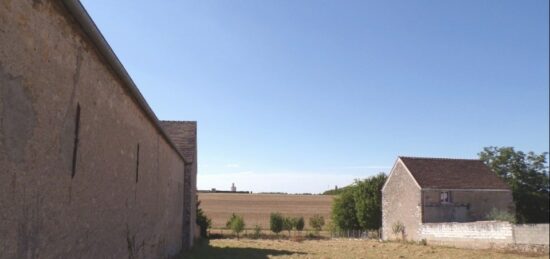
[81,0,549,193]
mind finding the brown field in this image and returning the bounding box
[181,239,549,259]
[198,193,334,229]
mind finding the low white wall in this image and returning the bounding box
[421,221,513,244]
[419,221,549,249]
[514,224,549,245]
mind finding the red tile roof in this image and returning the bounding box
[399,156,510,190]
[160,121,197,163]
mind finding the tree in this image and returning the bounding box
[226,213,238,229]
[309,214,325,234]
[331,189,358,230]
[270,213,284,236]
[196,199,211,238]
[479,147,549,223]
[295,217,305,234]
[226,213,245,239]
[352,173,386,230]
[283,217,294,237]
[331,173,387,231]
[323,185,353,195]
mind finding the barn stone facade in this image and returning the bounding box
[0,0,197,258]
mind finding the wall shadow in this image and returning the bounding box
[179,240,307,259]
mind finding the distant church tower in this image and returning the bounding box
[231,183,237,192]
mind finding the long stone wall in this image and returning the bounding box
[420,221,549,249]
[0,0,193,258]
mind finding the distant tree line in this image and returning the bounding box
[322,185,353,195]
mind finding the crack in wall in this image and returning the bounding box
[60,47,83,172]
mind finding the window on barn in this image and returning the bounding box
[440,191,451,204]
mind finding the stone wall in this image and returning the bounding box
[382,161,422,240]
[420,222,549,249]
[514,224,549,245]
[161,121,198,249]
[422,190,514,223]
[0,0,192,258]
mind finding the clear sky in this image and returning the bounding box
[81,0,549,193]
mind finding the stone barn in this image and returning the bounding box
[1,0,197,258]
[381,157,514,241]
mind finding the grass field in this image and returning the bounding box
[180,239,549,259]
[198,193,334,229]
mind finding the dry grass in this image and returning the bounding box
[181,239,550,259]
[198,193,334,229]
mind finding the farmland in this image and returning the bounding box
[198,193,334,229]
[181,239,548,259]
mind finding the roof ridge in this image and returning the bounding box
[160,120,197,124]
[399,156,480,161]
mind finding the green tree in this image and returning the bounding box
[479,147,549,223]
[331,189,359,230]
[308,214,325,234]
[283,217,294,237]
[331,173,387,231]
[295,217,305,234]
[270,213,284,236]
[226,213,238,229]
[353,173,387,230]
[196,199,211,238]
[226,214,245,239]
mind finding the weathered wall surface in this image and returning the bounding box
[514,224,549,245]
[0,1,188,258]
[422,190,514,223]
[382,161,422,240]
[420,221,514,247]
[420,222,549,249]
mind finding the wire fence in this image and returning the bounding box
[207,228,381,240]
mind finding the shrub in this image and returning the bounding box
[196,199,211,238]
[295,217,305,233]
[226,213,238,229]
[309,214,325,234]
[226,214,245,239]
[283,217,294,237]
[486,208,516,223]
[367,229,380,239]
[392,221,405,240]
[252,225,262,239]
[305,232,317,239]
[270,213,284,236]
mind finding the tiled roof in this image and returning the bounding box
[399,156,510,190]
[160,121,197,163]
